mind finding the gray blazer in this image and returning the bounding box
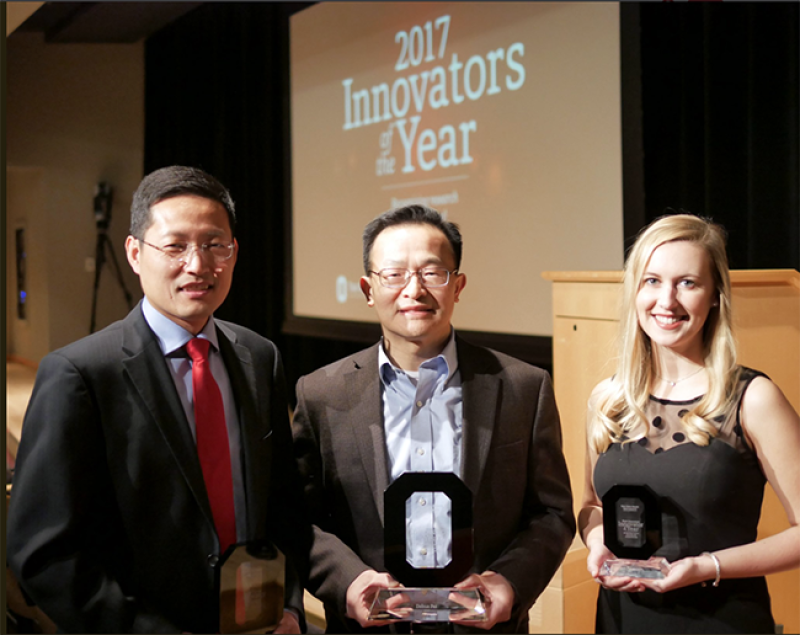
[7,304,309,633]
[292,336,575,633]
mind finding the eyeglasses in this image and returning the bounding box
[138,238,235,265]
[369,267,456,289]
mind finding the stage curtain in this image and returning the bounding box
[635,3,799,270]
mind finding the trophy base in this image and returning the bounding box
[218,543,285,634]
[601,557,670,579]
[368,587,487,622]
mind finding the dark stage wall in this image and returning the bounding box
[144,2,799,401]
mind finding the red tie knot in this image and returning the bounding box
[186,337,211,362]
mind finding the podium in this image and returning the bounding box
[538,269,800,634]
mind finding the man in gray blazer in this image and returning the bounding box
[292,205,575,633]
[7,166,309,633]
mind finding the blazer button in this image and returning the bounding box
[208,554,219,567]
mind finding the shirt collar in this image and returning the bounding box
[141,297,220,356]
[378,330,459,386]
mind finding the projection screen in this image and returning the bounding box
[290,2,624,338]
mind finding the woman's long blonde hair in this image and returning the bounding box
[591,214,740,453]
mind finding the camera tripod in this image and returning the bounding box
[89,183,134,333]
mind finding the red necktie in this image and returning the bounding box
[186,337,236,554]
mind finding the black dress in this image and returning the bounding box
[593,368,775,634]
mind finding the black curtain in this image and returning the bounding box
[626,3,799,269]
[144,3,364,397]
[145,3,289,337]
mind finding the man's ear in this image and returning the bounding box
[125,235,142,275]
[360,276,375,306]
[453,272,467,303]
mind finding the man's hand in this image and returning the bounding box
[272,609,301,634]
[452,571,514,630]
[345,569,401,628]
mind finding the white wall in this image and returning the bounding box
[6,32,145,361]
[5,3,44,36]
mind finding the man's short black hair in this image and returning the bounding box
[130,166,236,238]
[362,205,463,274]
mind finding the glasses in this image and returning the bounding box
[369,267,456,289]
[138,238,235,265]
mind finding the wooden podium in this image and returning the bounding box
[535,269,800,634]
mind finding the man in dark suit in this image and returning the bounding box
[292,205,575,633]
[7,166,309,633]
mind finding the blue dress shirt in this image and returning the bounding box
[379,332,463,568]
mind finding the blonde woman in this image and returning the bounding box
[580,215,800,633]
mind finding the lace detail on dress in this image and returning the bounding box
[621,367,764,454]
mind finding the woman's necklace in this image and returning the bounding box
[656,366,705,387]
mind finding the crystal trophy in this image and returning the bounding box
[601,484,670,579]
[367,472,487,622]
[217,541,285,633]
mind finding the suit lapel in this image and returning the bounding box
[459,339,500,497]
[345,340,500,522]
[121,308,214,525]
[344,346,389,524]
[216,322,265,540]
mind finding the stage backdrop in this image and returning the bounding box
[290,2,624,338]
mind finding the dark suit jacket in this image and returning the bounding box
[292,337,576,633]
[7,304,310,633]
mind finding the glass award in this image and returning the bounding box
[217,541,285,634]
[601,484,670,579]
[368,587,487,623]
[367,472,487,623]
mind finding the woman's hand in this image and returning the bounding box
[640,555,715,593]
[587,542,647,593]
[586,541,614,579]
